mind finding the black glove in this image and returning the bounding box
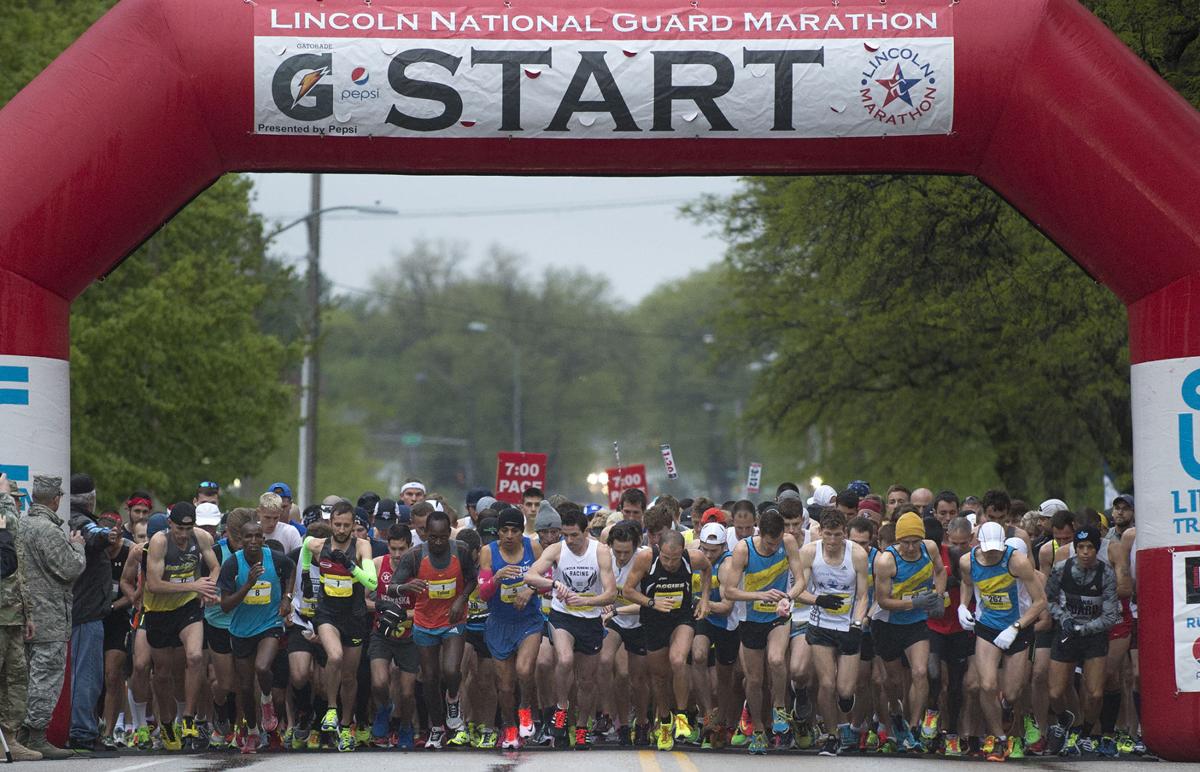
[1060,618,1077,638]
[844,624,863,653]
[377,600,407,636]
[927,595,946,619]
[330,549,354,572]
[815,594,843,610]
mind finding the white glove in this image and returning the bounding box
[992,624,1018,650]
[957,605,975,630]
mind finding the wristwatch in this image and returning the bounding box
[1013,620,1023,630]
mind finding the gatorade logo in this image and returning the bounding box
[1193,636,1200,664]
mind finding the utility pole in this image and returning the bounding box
[298,174,322,508]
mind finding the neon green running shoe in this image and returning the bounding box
[1024,715,1041,746]
[337,727,355,752]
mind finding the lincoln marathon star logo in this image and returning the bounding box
[860,45,939,126]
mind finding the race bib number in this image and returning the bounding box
[982,593,1011,611]
[566,592,596,613]
[752,599,779,614]
[299,596,317,617]
[657,590,684,611]
[428,578,457,600]
[322,575,353,598]
[246,581,272,605]
[500,582,524,604]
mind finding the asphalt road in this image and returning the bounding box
[16,748,1190,772]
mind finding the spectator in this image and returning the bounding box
[67,473,117,751]
[18,474,85,760]
[0,473,40,761]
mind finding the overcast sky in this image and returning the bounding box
[247,173,744,302]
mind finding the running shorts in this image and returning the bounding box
[142,598,204,650]
[548,610,604,655]
[368,631,420,673]
[870,619,929,662]
[974,622,1034,655]
[738,617,788,651]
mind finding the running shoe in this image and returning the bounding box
[1047,710,1072,756]
[445,694,464,731]
[1007,735,1025,760]
[518,708,535,739]
[748,730,768,755]
[984,735,1004,762]
[426,725,446,750]
[180,718,199,750]
[397,724,415,750]
[866,728,880,752]
[256,700,276,733]
[818,734,840,756]
[355,724,371,747]
[113,726,128,748]
[307,728,322,750]
[944,734,963,757]
[321,708,339,733]
[477,725,498,749]
[575,727,591,750]
[1099,736,1119,758]
[133,725,152,750]
[160,723,181,752]
[899,729,921,752]
[239,729,257,754]
[1023,715,1041,746]
[594,713,613,737]
[1132,736,1147,755]
[674,712,693,742]
[618,725,633,747]
[291,728,309,750]
[710,725,727,751]
[551,708,568,748]
[634,721,651,747]
[920,709,939,741]
[1063,731,1081,757]
[501,725,520,750]
[372,704,391,741]
[334,727,353,752]
[1115,732,1135,755]
[730,727,750,746]
[447,727,470,747]
[771,707,790,735]
[1027,737,1047,756]
[738,704,752,734]
[839,723,857,750]
[1076,735,1097,754]
[657,720,674,751]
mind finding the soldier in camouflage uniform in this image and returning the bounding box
[0,473,41,761]
[17,474,84,761]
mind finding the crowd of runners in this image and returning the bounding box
[0,476,1144,761]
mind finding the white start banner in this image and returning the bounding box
[1132,357,1200,549]
[0,356,70,519]
[252,3,954,139]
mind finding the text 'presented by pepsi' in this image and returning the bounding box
[253,2,954,139]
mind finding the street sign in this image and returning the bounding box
[495,451,548,504]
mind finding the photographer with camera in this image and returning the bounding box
[66,473,118,751]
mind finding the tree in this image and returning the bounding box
[70,176,298,505]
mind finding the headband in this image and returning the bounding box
[126,496,153,509]
[400,482,426,494]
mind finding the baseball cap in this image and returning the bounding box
[807,484,837,508]
[168,502,197,526]
[1113,493,1134,509]
[1039,498,1068,518]
[70,473,96,496]
[700,507,727,526]
[477,516,499,544]
[977,521,1006,552]
[395,504,412,524]
[475,496,499,514]
[699,523,726,545]
[268,482,293,499]
[375,498,399,522]
[777,489,803,503]
[195,502,222,527]
[147,512,170,538]
[466,488,492,508]
[847,480,871,498]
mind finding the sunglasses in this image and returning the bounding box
[198,481,220,490]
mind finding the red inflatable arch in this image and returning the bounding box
[1,0,1199,756]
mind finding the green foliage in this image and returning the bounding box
[70,176,299,507]
[692,174,1131,505]
[0,1,116,104]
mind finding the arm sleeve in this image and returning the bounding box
[351,553,377,591]
[478,569,497,601]
[1045,565,1067,625]
[300,538,314,571]
[216,556,240,596]
[0,529,15,579]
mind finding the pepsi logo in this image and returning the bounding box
[351,67,369,86]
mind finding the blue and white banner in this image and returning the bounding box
[1132,357,1200,549]
[0,356,70,518]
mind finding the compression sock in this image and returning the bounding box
[1100,691,1121,734]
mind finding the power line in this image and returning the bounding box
[265,196,691,224]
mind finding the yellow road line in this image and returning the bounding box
[639,749,664,772]
[673,750,702,772]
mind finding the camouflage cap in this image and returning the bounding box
[32,475,64,499]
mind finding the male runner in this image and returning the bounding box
[691,522,738,749]
[386,509,476,749]
[218,521,295,753]
[780,496,815,747]
[720,510,806,754]
[478,507,545,748]
[368,523,418,749]
[204,509,251,749]
[141,502,220,750]
[602,522,650,746]
[1045,527,1120,756]
[300,501,377,751]
[524,508,617,749]
[792,508,869,756]
[522,487,546,531]
[872,511,947,751]
[958,521,1046,761]
[621,528,711,750]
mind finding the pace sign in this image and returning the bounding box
[495,451,548,504]
[606,463,647,509]
[253,2,954,139]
